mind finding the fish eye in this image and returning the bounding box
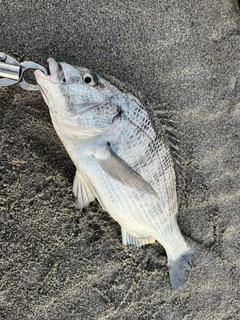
[83,73,98,86]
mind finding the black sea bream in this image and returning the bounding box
[35,59,193,289]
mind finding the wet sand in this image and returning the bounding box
[1,1,240,319]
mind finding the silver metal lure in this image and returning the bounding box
[0,52,47,90]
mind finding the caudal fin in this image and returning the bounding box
[168,249,194,290]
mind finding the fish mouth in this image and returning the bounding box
[34,58,65,84]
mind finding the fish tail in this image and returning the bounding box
[168,248,194,290]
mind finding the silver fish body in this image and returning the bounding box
[35,59,193,289]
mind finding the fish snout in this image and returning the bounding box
[34,58,65,84]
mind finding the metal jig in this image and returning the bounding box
[0,52,47,91]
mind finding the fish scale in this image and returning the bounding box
[115,116,176,216]
[35,59,194,289]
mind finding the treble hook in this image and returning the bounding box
[0,52,48,91]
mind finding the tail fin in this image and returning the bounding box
[168,249,194,290]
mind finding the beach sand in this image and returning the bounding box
[1,1,240,319]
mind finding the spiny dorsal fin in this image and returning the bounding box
[153,108,185,179]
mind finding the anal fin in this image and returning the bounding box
[121,229,155,247]
[73,170,95,209]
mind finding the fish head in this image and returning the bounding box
[35,58,123,139]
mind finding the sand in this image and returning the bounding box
[1,0,240,319]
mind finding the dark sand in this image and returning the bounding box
[1,1,240,319]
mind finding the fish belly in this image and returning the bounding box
[62,128,189,262]
[80,156,189,261]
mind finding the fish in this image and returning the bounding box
[34,58,193,290]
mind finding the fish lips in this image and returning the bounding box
[34,58,65,84]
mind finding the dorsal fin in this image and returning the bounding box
[153,108,185,178]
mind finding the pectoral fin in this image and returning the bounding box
[92,143,158,198]
[73,170,95,209]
